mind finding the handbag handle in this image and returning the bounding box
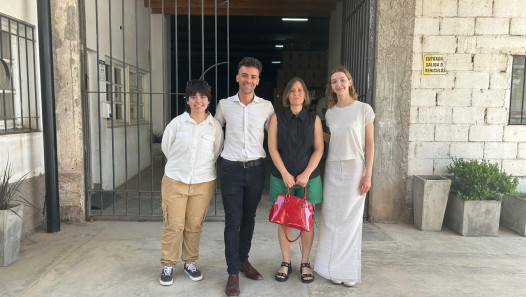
[285,186,307,201]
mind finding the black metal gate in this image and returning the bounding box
[341,0,376,219]
[81,0,229,219]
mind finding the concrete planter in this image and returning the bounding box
[501,194,526,236]
[0,204,24,266]
[444,193,501,236]
[413,175,451,231]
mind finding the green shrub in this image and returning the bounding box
[446,158,518,201]
[511,190,526,199]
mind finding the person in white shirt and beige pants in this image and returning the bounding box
[159,79,223,286]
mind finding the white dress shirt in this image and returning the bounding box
[162,112,224,184]
[215,93,274,162]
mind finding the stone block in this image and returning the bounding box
[474,54,510,72]
[484,142,518,159]
[469,125,504,141]
[411,89,436,106]
[472,89,506,107]
[415,0,423,16]
[457,36,477,54]
[416,142,450,158]
[409,124,435,141]
[409,142,417,158]
[412,71,421,89]
[434,158,453,175]
[475,18,510,35]
[410,106,419,123]
[518,143,526,158]
[422,0,457,17]
[476,36,526,53]
[502,159,526,176]
[486,107,509,124]
[435,124,469,141]
[450,142,484,159]
[415,18,440,35]
[408,158,434,175]
[413,54,422,71]
[444,54,473,71]
[437,89,471,106]
[504,126,526,141]
[440,18,475,35]
[444,193,501,236]
[494,0,526,17]
[455,72,490,89]
[413,175,452,231]
[502,194,526,236]
[490,72,512,90]
[420,73,455,89]
[422,36,457,53]
[414,36,423,53]
[418,106,453,123]
[458,0,492,17]
[0,205,23,267]
[452,107,485,124]
[510,18,526,35]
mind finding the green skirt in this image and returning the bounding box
[269,174,322,205]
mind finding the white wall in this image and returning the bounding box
[328,2,343,72]
[0,0,44,180]
[84,0,167,189]
[410,0,526,191]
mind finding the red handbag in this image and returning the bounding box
[268,187,314,242]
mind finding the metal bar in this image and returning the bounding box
[159,0,166,215]
[214,0,217,216]
[135,0,142,215]
[37,0,60,232]
[148,0,154,212]
[16,22,24,131]
[121,0,129,215]
[175,0,179,116]
[8,19,16,130]
[95,0,103,215]
[188,0,191,78]
[31,27,39,130]
[201,0,204,75]
[24,25,31,129]
[0,19,6,132]
[108,0,117,215]
[520,58,526,124]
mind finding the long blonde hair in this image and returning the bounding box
[325,66,358,108]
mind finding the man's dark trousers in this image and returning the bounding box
[220,159,266,275]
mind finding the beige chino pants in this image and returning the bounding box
[160,174,215,266]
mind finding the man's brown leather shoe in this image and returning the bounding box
[225,274,240,296]
[239,261,263,280]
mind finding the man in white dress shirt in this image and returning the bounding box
[215,57,274,296]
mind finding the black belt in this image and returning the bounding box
[223,158,265,168]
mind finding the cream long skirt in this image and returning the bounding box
[314,158,365,283]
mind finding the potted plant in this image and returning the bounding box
[444,158,518,236]
[151,129,163,165]
[501,190,526,236]
[0,161,29,266]
[413,175,451,231]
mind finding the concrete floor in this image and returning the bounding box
[2,216,526,297]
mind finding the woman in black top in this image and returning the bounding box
[268,77,324,283]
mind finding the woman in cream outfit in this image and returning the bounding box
[314,66,375,287]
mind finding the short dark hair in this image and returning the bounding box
[185,79,211,113]
[238,57,263,75]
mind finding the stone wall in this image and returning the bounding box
[51,0,85,221]
[409,0,526,196]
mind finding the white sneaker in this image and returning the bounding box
[343,281,357,287]
[331,280,342,284]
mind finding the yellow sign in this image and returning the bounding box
[422,54,447,75]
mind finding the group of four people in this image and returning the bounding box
[158,57,375,296]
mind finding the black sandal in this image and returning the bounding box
[300,262,314,283]
[274,262,292,282]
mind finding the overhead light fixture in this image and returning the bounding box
[272,61,281,64]
[282,18,308,22]
[275,44,284,48]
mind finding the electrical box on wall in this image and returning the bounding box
[101,101,113,119]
